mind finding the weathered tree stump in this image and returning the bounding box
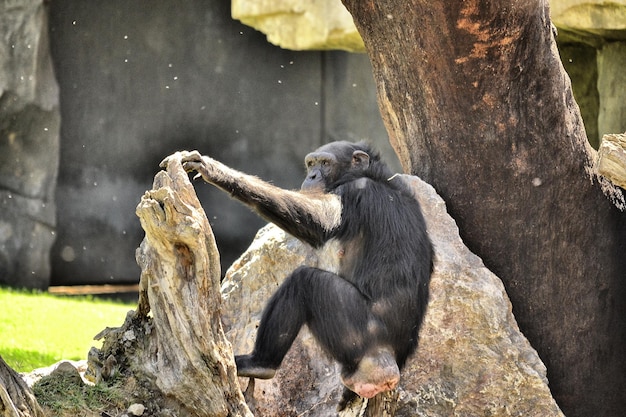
[0,355,44,417]
[87,153,251,417]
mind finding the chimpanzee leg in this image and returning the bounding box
[236,266,376,378]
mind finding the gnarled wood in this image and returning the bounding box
[0,355,44,417]
[340,1,626,416]
[87,153,252,417]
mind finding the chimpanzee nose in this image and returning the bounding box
[301,169,324,191]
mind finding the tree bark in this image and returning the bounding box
[340,1,626,416]
[87,153,252,417]
[0,356,44,417]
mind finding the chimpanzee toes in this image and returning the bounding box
[235,354,276,379]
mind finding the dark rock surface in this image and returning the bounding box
[0,0,60,289]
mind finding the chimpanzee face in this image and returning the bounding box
[301,142,370,192]
[302,151,338,191]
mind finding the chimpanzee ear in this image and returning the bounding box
[351,150,370,170]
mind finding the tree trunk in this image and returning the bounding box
[340,1,626,416]
[0,356,44,417]
[87,153,252,417]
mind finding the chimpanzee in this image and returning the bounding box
[179,141,432,406]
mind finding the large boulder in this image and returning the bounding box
[0,0,60,289]
[221,175,564,416]
[47,1,394,286]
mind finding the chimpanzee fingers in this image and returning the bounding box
[181,161,206,180]
[180,151,209,179]
[158,150,203,169]
[179,151,209,173]
[182,159,218,184]
[179,150,203,163]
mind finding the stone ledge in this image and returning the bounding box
[551,0,626,43]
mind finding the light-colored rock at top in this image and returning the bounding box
[231,0,365,51]
[551,0,626,38]
[597,133,626,189]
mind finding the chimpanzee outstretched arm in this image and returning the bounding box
[167,150,341,248]
[160,142,432,408]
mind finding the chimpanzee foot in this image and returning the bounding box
[340,348,400,399]
[235,355,276,379]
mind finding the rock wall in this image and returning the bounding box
[46,0,394,286]
[0,0,59,289]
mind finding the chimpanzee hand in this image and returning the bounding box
[178,150,219,184]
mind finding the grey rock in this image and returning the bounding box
[0,0,60,289]
[127,403,145,416]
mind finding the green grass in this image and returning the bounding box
[0,287,134,372]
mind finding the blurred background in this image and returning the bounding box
[1,0,623,289]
